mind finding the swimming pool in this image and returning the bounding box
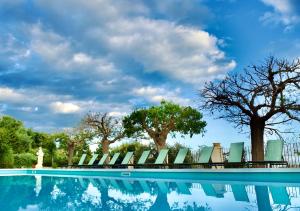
[0,169,300,210]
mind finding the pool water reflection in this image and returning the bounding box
[0,175,299,210]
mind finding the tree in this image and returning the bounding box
[0,116,32,153]
[123,101,206,152]
[0,128,14,168]
[200,57,300,161]
[64,128,92,165]
[82,112,125,157]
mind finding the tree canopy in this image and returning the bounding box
[81,112,125,157]
[123,101,206,151]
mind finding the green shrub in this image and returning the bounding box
[52,163,58,168]
[0,147,14,168]
[14,153,37,168]
[54,149,68,167]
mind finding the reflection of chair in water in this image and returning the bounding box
[269,186,291,205]
[98,178,108,188]
[88,178,98,187]
[231,184,249,202]
[122,180,134,191]
[109,179,121,190]
[202,184,225,198]
[255,186,272,211]
[157,181,169,194]
[78,177,89,188]
[139,180,151,193]
[176,182,191,195]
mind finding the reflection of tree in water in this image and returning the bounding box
[0,176,253,211]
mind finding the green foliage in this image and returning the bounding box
[54,149,68,167]
[13,153,37,168]
[0,116,32,153]
[0,127,14,168]
[0,147,14,168]
[123,101,206,150]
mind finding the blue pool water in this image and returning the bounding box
[0,171,300,210]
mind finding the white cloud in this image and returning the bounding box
[108,111,127,117]
[133,86,191,105]
[0,87,26,103]
[260,0,300,29]
[35,1,236,85]
[95,17,236,84]
[29,24,118,75]
[19,106,39,112]
[50,101,81,114]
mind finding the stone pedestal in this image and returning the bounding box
[211,143,224,169]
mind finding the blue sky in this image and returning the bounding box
[0,0,299,148]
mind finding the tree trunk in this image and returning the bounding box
[102,140,110,164]
[154,135,168,163]
[250,119,265,161]
[67,143,75,166]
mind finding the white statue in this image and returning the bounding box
[35,147,44,168]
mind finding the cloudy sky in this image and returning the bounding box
[0,0,300,148]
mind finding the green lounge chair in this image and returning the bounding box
[265,140,284,161]
[78,154,87,165]
[137,150,151,165]
[228,142,244,163]
[198,146,214,164]
[115,151,134,168]
[174,148,188,164]
[190,146,213,167]
[87,154,98,165]
[121,152,134,165]
[210,142,245,167]
[108,153,120,165]
[247,140,288,167]
[98,153,109,165]
[154,149,169,165]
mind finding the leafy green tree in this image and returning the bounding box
[0,116,32,153]
[0,128,14,168]
[123,101,206,152]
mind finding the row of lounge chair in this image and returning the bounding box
[83,178,291,205]
[74,140,287,168]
